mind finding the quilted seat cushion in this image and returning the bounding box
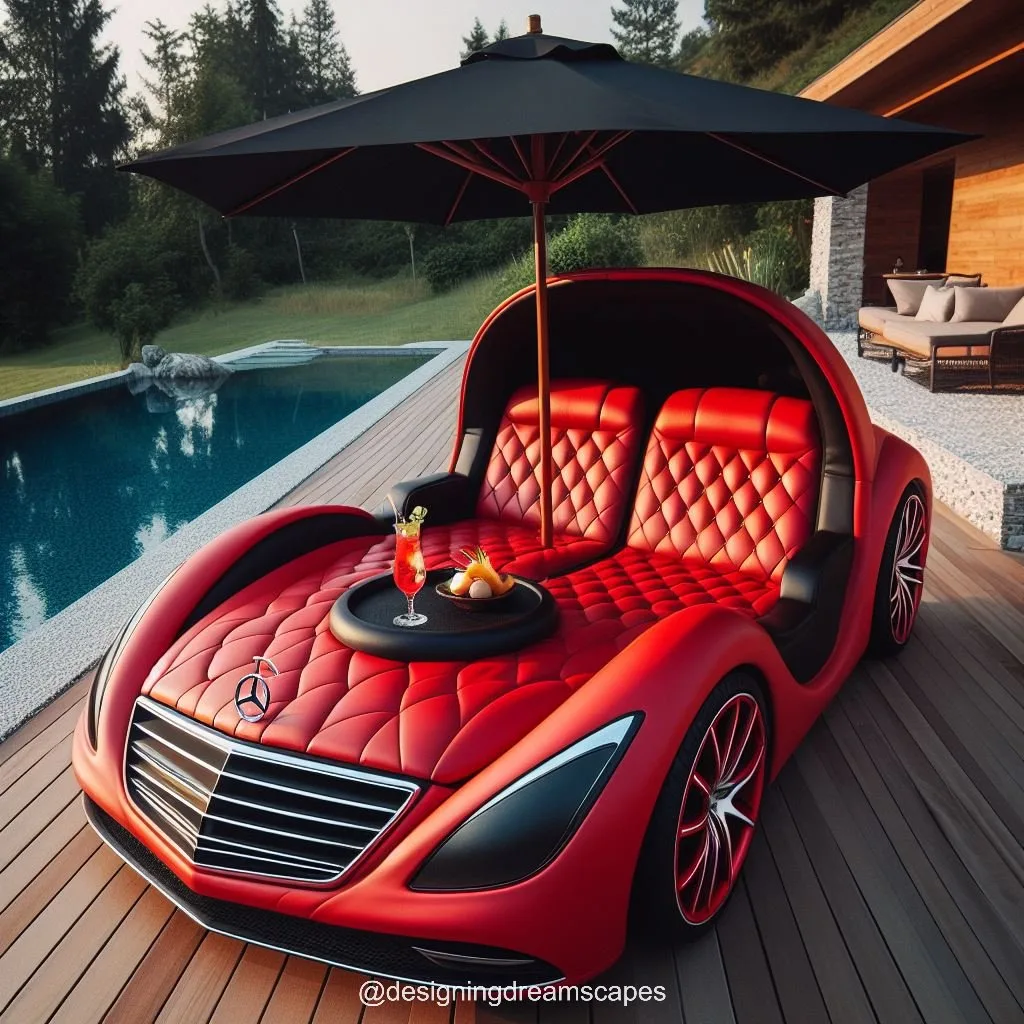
[477,379,644,545]
[629,388,821,581]
[146,544,779,785]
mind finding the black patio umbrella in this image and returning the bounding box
[124,15,971,546]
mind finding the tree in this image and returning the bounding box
[493,20,510,42]
[461,18,489,59]
[676,26,708,71]
[236,0,289,118]
[610,0,680,67]
[299,0,357,105]
[0,155,81,351]
[0,0,131,233]
[140,19,186,118]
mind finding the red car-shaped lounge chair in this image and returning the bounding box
[73,268,931,986]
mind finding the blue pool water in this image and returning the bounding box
[0,354,429,651]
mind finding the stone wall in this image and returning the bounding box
[801,185,869,330]
[1004,484,1024,551]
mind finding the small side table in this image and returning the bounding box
[330,569,559,661]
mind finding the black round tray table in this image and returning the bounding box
[329,569,558,661]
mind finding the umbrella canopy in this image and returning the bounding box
[124,17,973,545]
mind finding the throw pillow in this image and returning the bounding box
[887,278,943,316]
[915,285,955,322]
[945,273,982,287]
[1002,294,1024,326]
[950,285,1024,323]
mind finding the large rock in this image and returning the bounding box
[141,344,167,368]
[152,352,231,381]
[152,376,228,402]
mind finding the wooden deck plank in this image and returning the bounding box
[0,677,89,763]
[716,881,785,1024]
[0,845,122,1012]
[1,356,1024,1024]
[0,864,148,1024]
[153,932,245,1024]
[758,787,876,1024]
[0,765,81,870]
[795,734,984,1023]
[0,824,100,955]
[208,945,287,1024]
[0,798,90,916]
[48,886,175,1024]
[259,957,327,1024]
[102,911,206,1024]
[309,969,368,1024]
[0,701,82,793]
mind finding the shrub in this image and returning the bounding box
[222,244,263,301]
[0,157,81,352]
[702,225,805,298]
[110,281,178,362]
[547,214,643,274]
[75,215,182,361]
[423,243,479,293]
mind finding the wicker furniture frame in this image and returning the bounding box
[857,324,1024,392]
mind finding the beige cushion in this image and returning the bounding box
[945,273,982,287]
[887,277,945,315]
[1002,294,1024,326]
[915,285,955,323]
[951,285,1024,323]
[858,306,903,333]
[882,319,1000,358]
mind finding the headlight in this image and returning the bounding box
[411,714,641,891]
[85,568,179,748]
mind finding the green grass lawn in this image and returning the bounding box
[0,274,501,401]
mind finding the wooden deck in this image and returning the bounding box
[2,354,1024,1024]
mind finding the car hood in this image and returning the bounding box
[142,541,591,785]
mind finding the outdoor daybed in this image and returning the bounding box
[74,269,933,987]
[858,276,1024,390]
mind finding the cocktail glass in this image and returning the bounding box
[393,521,427,626]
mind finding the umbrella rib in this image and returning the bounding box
[551,131,632,193]
[510,136,532,178]
[225,148,357,217]
[594,159,638,213]
[416,142,525,191]
[471,140,520,181]
[550,130,599,182]
[445,171,474,225]
[705,132,845,196]
[544,133,570,180]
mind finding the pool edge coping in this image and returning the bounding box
[0,341,470,740]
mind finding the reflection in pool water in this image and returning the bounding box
[0,354,429,650]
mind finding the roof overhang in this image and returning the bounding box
[799,0,1024,116]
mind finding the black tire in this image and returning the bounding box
[868,482,928,657]
[631,672,768,942]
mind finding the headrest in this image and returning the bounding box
[653,388,819,454]
[504,379,643,433]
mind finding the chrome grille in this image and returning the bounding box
[125,697,418,885]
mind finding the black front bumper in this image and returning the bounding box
[84,796,560,987]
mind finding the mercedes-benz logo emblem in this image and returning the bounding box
[234,656,279,722]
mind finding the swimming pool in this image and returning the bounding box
[0,353,429,651]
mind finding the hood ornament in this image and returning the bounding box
[234,656,279,722]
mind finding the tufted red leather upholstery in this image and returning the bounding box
[628,388,820,581]
[477,380,644,546]
[143,385,821,785]
[146,543,776,785]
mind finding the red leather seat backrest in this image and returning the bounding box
[628,388,821,580]
[476,379,644,544]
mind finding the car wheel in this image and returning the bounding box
[869,483,928,657]
[632,673,768,940]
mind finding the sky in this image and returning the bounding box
[103,1,706,98]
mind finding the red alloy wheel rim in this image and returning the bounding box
[890,493,927,645]
[675,693,766,925]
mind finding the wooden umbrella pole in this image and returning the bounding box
[531,197,554,549]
